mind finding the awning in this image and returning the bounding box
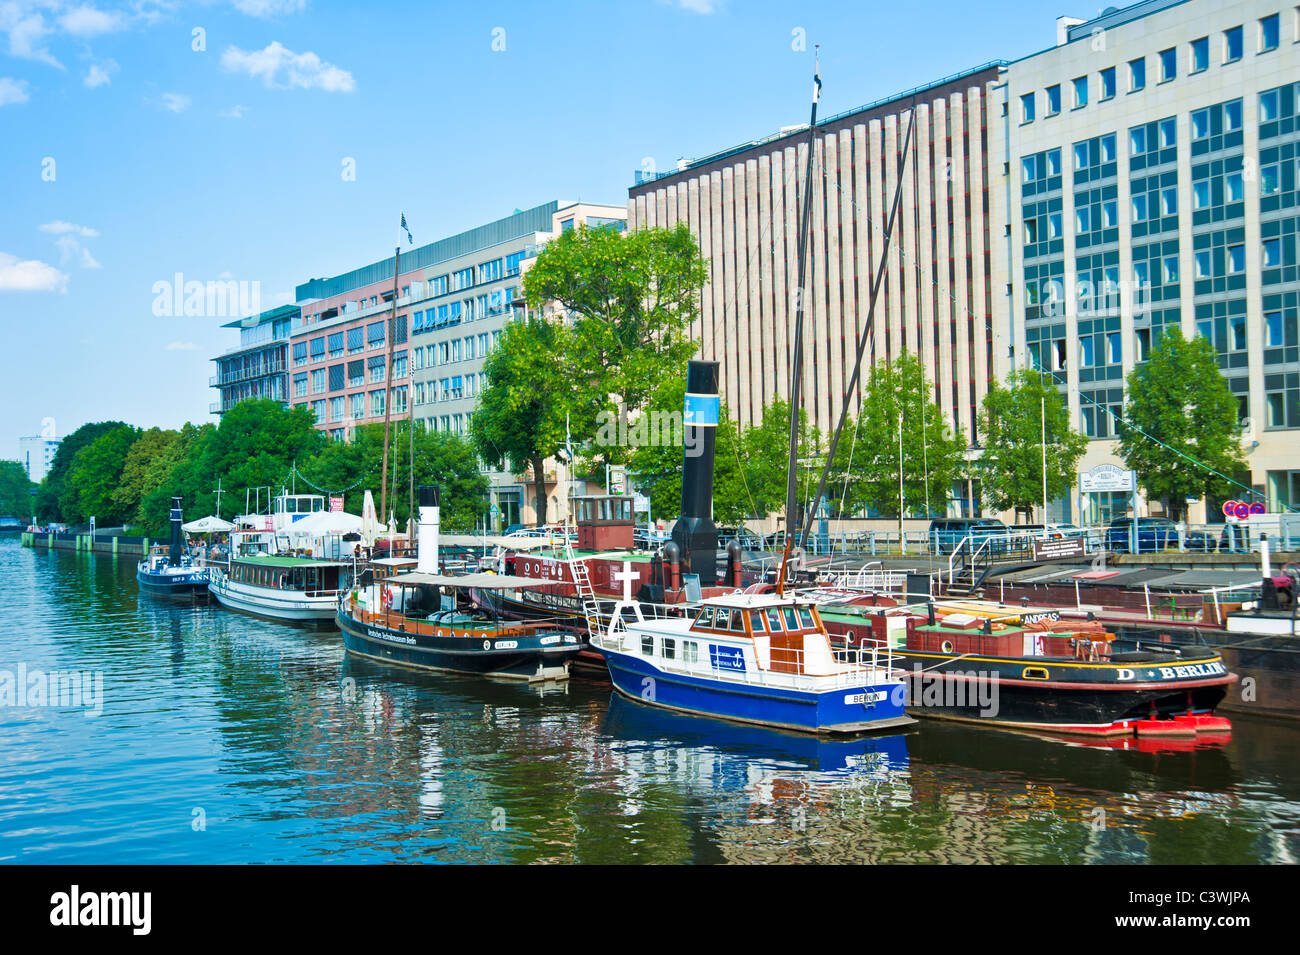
[387,572,552,590]
[182,515,235,533]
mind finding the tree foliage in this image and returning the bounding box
[35,420,127,522]
[837,355,967,518]
[0,460,35,518]
[1117,329,1245,519]
[977,369,1088,520]
[471,316,574,526]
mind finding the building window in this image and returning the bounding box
[1072,76,1087,108]
[1225,99,1243,130]
[1226,171,1244,202]
[1161,186,1178,216]
[1130,127,1147,155]
[1192,109,1210,139]
[1100,66,1116,100]
[1081,336,1096,367]
[1267,392,1286,426]
[1107,331,1122,364]
[1190,36,1209,73]
[1158,47,1176,82]
[1021,92,1036,122]
[1048,212,1062,238]
[1193,181,1211,208]
[1267,311,1284,347]
[1100,134,1116,162]
[1103,199,1118,227]
[1196,250,1213,278]
[370,390,385,416]
[1228,245,1245,273]
[1073,142,1089,170]
[1129,57,1146,91]
[350,393,365,420]
[1158,117,1176,148]
[1264,238,1282,267]
[1262,163,1281,195]
[1163,255,1179,282]
[1224,25,1243,63]
[1045,84,1061,115]
[1132,194,1149,222]
[1076,207,1091,233]
[1260,13,1280,52]
[1136,328,1151,361]
[1261,89,1281,122]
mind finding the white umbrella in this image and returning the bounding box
[361,490,381,546]
[182,515,234,533]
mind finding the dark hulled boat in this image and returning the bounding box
[815,598,1236,738]
[136,497,209,596]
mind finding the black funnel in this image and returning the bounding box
[671,360,720,586]
[169,495,183,566]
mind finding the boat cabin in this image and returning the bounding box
[228,556,353,595]
[573,494,635,552]
[684,594,842,675]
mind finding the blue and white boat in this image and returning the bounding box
[590,589,915,735]
[136,496,209,596]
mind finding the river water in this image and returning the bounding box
[1,539,1297,864]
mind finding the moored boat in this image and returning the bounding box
[209,554,354,622]
[589,586,915,735]
[136,497,209,596]
[815,597,1237,737]
[336,486,583,681]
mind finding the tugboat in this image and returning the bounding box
[136,496,209,596]
[589,579,914,735]
[815,596,1236,738]
[336,486,583,681]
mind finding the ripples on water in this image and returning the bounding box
[0,539,1297,864]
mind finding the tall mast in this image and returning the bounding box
[379,243,400,524]
[798,101,917,548]
[777,49,823,593]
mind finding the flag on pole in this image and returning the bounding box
[812,51,822,104]
[400,212,413,246]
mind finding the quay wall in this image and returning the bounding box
[20,531,151,557]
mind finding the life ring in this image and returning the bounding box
[483,639,491,650]
[381,586,393,610]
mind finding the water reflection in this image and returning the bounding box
[2,540,1298,864]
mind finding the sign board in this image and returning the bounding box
[633,493,650,513]
[608,465,626,495]
[1080,464,1136,493]
[1032,537,1087,561]
[329,497,344,512]
[489,503,500,516]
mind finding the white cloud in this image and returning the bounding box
[55,235,101,269]
[219,103,247,119]
[161,91,190,112]
[165,340,198,351]
[231,0,306,16]
[0,76,29,105]
[0,252,68,292]
[39,220,99,237]
[221,41,354,92]
[84,59,117,87]
[1,6,63,68]
[672,0,721,12]
[59,5,124,37]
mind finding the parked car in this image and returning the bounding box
[929,518,1010,555]
[1104,517,1216,554]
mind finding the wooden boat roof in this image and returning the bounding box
[386,571,550,590]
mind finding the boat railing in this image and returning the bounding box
[592,628,900,690]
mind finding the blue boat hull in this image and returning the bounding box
[601,648,915,735]
[136,570,209,595]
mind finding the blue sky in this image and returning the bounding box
[0,0,1070,456]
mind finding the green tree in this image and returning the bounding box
[0,460,35,518]
[111,427,181,526]
[472,317,574,526]
[136,423,216,536]
[302,422,488,531]
[64,424,140,525]
[1118,328,1245,519]
[522,222,707,461]
[839,355,966,523]
[977,369,1088,522]
[35,420,128,522]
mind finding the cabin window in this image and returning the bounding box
[662,637,676,660]
[749,611,765,632]
[797,608,815,629]
[694,607,715,629]
[765,608,784,631]
[684,641,699,664]
[729,612,746,633]
[783,607,800,631]
[641,635,654,655]
[714,609,732,630]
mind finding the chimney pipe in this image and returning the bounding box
[417,485,440,574]
[1261,533,1271,579]
[672,360,720,585]
[169,495,183,566]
